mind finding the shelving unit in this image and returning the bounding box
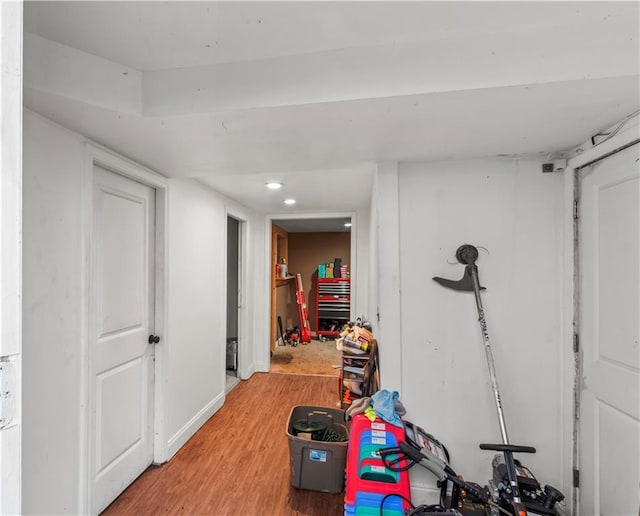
[316,278,350,338]
[275,276,295,286]
[339,349,370,409]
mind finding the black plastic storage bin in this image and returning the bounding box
[286,405,350,493]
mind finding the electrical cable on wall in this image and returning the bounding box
[590,109,640,146]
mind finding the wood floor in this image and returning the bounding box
[102,373,344,515]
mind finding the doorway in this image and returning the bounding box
[83,145,169,514]
[226,216,241,390]
[269,216,353,376]
[576,142,639,516]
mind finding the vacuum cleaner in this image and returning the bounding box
[379,417,564,516]
[431,244,565,516]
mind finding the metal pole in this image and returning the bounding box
[467,263,510,445]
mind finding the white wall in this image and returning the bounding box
[394,158,565,500]
[246,213,265,375]
[375,162,403,392]
[353,206,371,321]
[368,169,379,332]
[22,111,251,513]
[165,178,228,456]
[23,111,85,514]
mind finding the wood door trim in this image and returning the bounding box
[270,224,288,350]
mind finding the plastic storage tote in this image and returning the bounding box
[286,405,350,494]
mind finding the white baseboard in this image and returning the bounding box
[166,391,225,459]
[254,360,269,372]
[241,363,255,380]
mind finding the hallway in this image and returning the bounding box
[270,338,342,376]
[103,373,344,515]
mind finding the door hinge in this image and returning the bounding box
[573,333,579,353]
[0,361,16,429]
[573,468,580,488]
[573,200,579,220]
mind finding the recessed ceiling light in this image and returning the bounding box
[265,182,283,190]
[284,199,296,205]
[344,222,352,227]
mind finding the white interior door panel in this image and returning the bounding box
[91,166,156,514]
[578,143,639,516]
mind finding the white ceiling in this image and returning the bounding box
[26,1,626,72]
[23,1,640,215]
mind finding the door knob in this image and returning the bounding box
[148,334,160,344]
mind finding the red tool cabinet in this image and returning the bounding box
[316,278,350,338]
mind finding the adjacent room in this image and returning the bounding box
[270,216,353,376]
[2,1,637,515]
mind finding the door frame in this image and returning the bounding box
[80,144,169,513]
[262,211,357,371]
[562,121,640,516]
[224,207,250,380]
[0,1,22,513]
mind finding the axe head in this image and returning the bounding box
[433,265,486,292]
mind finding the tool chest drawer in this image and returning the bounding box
[316,278,350,337]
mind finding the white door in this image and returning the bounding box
[91,166,156,514]
[578,143,639,516]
